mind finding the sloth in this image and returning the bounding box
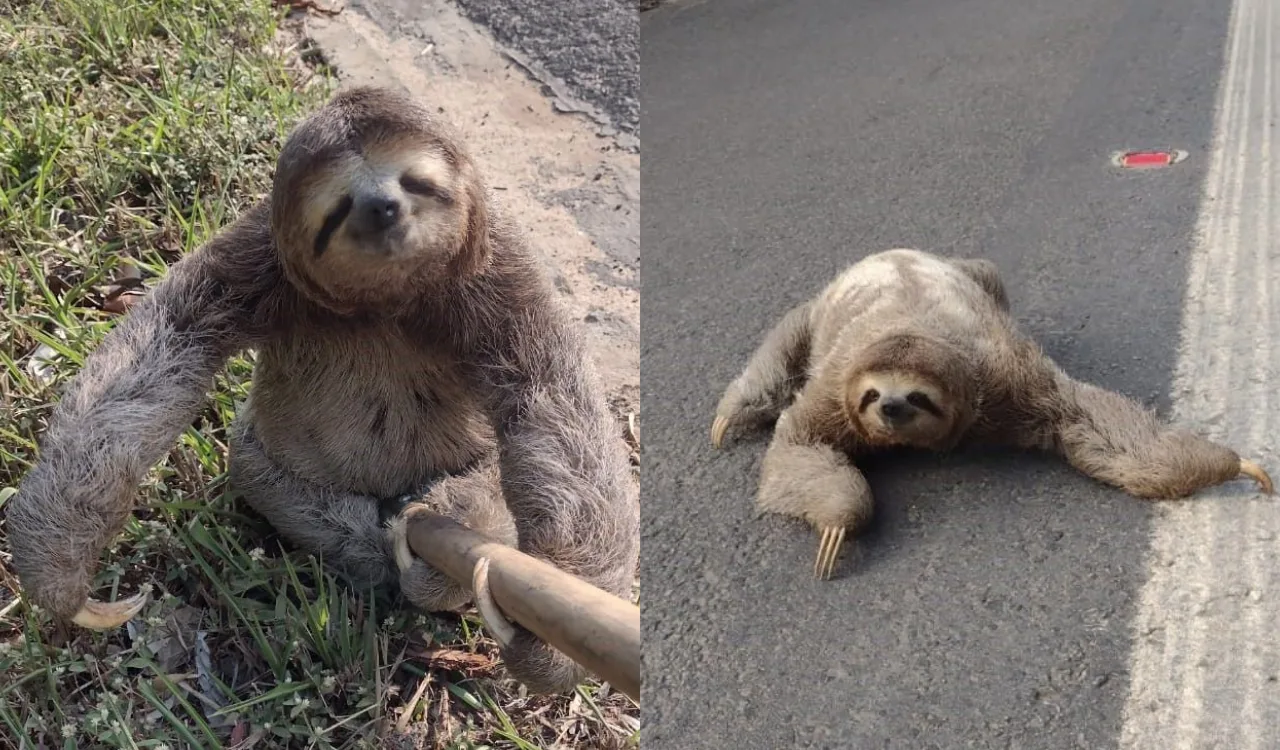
[711,248,1273,580]
[4,86,639,695]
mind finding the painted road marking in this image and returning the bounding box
[1119,0,1280,747]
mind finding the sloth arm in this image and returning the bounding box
[711,300,814,447]
[6,200,280,622]
[439,253,639,600]
[1007,357,1270,499]
[757,389,875,578]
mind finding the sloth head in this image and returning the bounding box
[841,333,978,450]
[269,86,492,314]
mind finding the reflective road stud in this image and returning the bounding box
[1110,149,1189,168]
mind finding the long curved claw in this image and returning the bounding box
[814,526,846,581]
[387,515,415,573]
[71,592,148,630]
[711,416,730,448]
[472,557,516,648]
[1240,459,1274,495]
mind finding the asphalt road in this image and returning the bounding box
[451,0,639,135]
[640,0,1238,747]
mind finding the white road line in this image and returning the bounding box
[1119,0,1280,746]
[1241,4,1274,748]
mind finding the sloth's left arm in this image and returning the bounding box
[453,258,639,600]
[452,269,638,691]
[1024,364,1272,499]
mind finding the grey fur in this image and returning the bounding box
[715,248,1260,568]
[5,87,639,695]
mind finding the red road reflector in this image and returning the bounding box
[1110,149,1188,169]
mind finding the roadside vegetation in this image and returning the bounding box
[0,0,640,747]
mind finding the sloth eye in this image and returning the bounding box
[907,391,944,417]
[858,388,880,411]
[400,174,450,202]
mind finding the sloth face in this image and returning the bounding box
[270,87,489,313]
[302,144,464,263]
[847,370,960,449]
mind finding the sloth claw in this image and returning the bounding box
[71,592,147,630]
[814,526,846,581]
[1240,459,1274,495]
[472,557,516,648]
[387,515,415,573]
[711,416,730,448]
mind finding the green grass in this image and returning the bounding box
[0,0,640,747]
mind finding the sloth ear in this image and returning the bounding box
[454,173,493,277]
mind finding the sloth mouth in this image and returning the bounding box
[351,223,411,257]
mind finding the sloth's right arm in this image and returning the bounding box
[712,301,813,448]
[755,393,874,580]
[6,200,279,627]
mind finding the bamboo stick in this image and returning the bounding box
[400,506,641,702]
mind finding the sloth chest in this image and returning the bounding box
[244,334,493,497]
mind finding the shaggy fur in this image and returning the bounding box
[713,248,1269,575]
[5,86,639,694]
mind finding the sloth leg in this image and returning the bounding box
[227,417,398,589]
[756,400,874,580]
[712,301,813,448]
[947,257,1010,312]
[1035,372,1273,499]
[230,418,519,611]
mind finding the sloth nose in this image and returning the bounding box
[354,195,401,234]
[879,397,914,424]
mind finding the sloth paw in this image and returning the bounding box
[814,526,847,581]
[386,514,470,611]
[471,559,583,694]
[71,591,148,630]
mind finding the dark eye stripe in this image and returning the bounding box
[907,391,944,417]
[400,174,453,204]
[858,388,880,412]
[313,194,353,258]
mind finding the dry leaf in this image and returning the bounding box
[412,647,497,678]
[102,291,146,315]
[127,605,203,673]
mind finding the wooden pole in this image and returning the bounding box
[400,507,641,703]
